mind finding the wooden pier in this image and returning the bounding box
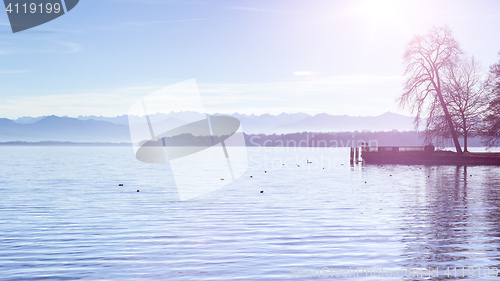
[360,145,500,165]
[350,147,360,164]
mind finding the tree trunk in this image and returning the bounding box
[436,90,463,154]
[463,122,468,153]
[464,131,468,152]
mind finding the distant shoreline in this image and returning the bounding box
[0,141,131,146]
[0,131,490,148]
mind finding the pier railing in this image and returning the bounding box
[362,146,429,153]
[353,145,434,164]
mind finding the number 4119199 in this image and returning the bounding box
[5,2,62,14]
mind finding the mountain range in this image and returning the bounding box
[1,111,418,142]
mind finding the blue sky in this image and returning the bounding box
[0,0,499,118]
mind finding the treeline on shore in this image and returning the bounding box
[158,131,483,148]
[159,131,483,147]
[0,131,486,147]
[243,131,483,147]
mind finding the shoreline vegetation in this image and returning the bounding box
[0,131,486,148]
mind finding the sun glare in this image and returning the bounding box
[339,0,408,51]
[353,0,401,26]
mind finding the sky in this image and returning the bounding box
[0,0,499,118]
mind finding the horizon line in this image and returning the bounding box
[5,110,413,120]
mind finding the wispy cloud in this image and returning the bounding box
[0,85,161,118]
[0,76,406,118]
[121,18,206,29]
[151,18,206,24]
[0,39,81,55]
[56,41,82,54]
[0,69,34,75]
[121,21,149,27]
[199,75,404,115]
[110,0,169,3]
[230,6,274,12]
[293,71,319,76]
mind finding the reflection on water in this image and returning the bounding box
[398,165,500,279]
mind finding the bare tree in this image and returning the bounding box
[442,56,487,152]
[399,26,463,153]
[483,52,500,146]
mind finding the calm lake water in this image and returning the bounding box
[1,146,500,280]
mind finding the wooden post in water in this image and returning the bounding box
[350,147,354,164]
[355,147,359,163]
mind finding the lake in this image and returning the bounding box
[1,146,500,280]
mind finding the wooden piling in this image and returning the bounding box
[350,147,354,164]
